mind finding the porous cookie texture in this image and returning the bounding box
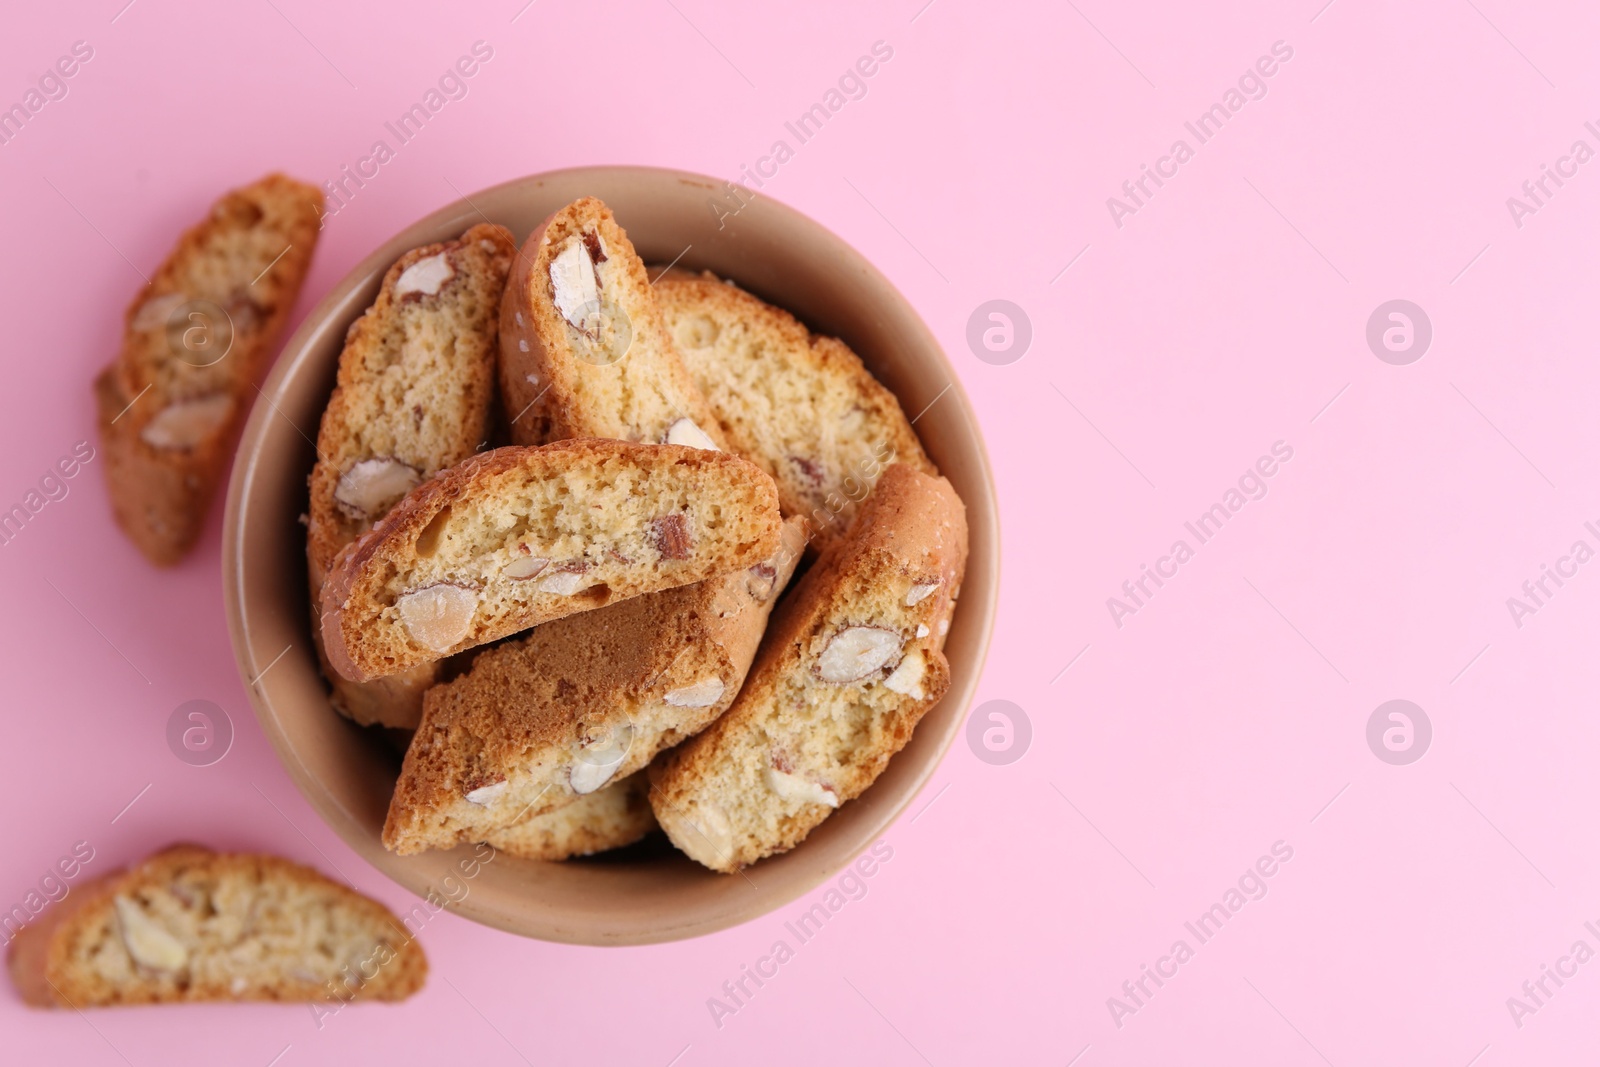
[96,174,323,565]
[480,773,656,861]
[7,846,425,1007]
[651,465,968,872]
[383,517,806,855]
[320,439,782,682]
[307,223,515,728]
[653,269,936,555]
[498,197,727,451]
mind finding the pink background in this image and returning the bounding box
[3,0,1599,1062]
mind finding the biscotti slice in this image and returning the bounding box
[383,517,805,855]
[96,174,323,565]
[499,197,727,451]
[307,223,516,728]
[651,465,967,872]
[654,270,937,555]
[7,845,425,1008]
[480,773,656,861]
[321,439,782,682]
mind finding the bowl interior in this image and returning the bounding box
[223,166,997,944]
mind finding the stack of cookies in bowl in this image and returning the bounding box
[306,196,968,874]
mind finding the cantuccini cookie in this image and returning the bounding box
[480,773,656,861]
[320,439,781,682]
[7,846,425,1007]
[651,465,967,872]
[307,223,515,728]
[382,517,805,855]
[499,197,726,451]
[96,174,322,565]
[654,269,936,554]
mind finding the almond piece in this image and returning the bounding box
[132,292,187,332]
[224,295,261,338]
[537,566,588,596]
[882,649,926,699]
[570,721,633,795]
[905,581,940,606]
[815,626,903,684]
[683,801,735,863]
[569,758,620,795]
[504,554,550,580]
[394,252,454,298]
[790,455,824,486]
[550,237,602,338]
[746,562,778,602]
[463,776,508,806]
[648,513,693,561]
[333,457,421,520]
[664,417,719,452]
[396,583,476,653]
[114,896,189,972]
[664,677,725,708]
[140,393,233,450]
[764,768,839,809]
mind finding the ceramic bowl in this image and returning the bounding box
[222,166,997,944]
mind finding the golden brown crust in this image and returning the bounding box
[651,465,968,871]
[498,197,726,448]
[7,845,426,1007]
[96,174,323,565]
[383,517,807,855]
[653,271,936,555]
[319,439,782,682]
[306,223,515,727]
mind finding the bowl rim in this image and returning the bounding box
[222,164,1000,944]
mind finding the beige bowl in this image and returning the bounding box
[222,167,997,945]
